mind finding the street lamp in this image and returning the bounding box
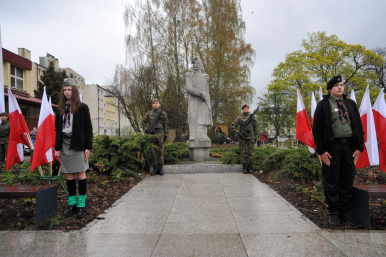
[274,92,289,148]
[105,95,120,137]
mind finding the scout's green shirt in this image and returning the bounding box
[329,95,352,139]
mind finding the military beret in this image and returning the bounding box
[152,99,160,103]
[63,78,77,87]
[241,103,249,109]
[0,112,9,117]
[327,75,342,90]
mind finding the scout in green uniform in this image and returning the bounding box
[0,112,10,169]
[141,99,168,176]
[231,104,258,174]
[312,75,364,226]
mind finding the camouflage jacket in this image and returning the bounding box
[0,120,10,144]
[140,109,168,137]
[231,112,258,140]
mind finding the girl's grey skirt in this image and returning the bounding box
[60,138,89,173]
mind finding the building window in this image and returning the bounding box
[10,65,24,90]
[20,104,28,118]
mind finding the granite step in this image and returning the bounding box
[150,159,243,174]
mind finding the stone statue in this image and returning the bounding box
[186,56,212,161]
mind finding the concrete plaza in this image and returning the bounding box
[1,173,385,256]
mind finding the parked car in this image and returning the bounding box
[217,134,231,144]
[23,144,31,155]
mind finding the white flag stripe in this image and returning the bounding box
[296,89,306,113]
[311,92,317,119]
[319,87,323,102]
[350,89,356,103]
[17,143,24,161]
[373,88,386,117]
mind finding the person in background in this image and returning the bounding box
[30,127,37,145]
[55,78,93,218]
[140,99,168,176]
[0,112,10,169]
[231,104,258,174]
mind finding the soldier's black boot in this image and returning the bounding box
[151,165,157,176]
[242,163,248,174]
[159,164,164,176]
[248,163,253,174]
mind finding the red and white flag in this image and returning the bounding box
[6,89,31,170]
[311,92,317,125]
[356,86,379,168]
[350,89,356,103]
[296,89,316,152]
[372,88,386,172]
[31,87,56,172]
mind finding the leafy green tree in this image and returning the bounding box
[268,31,384,107]
[34,61,67,104]
[256,92,295,141]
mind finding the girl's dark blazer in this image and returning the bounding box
[55,103,93,151]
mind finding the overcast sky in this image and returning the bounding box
[1,0,385,103]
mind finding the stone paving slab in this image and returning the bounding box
[1,173,386,257]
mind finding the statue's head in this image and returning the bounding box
[192,57,203,71]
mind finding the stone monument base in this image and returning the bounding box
[188,138,211,162]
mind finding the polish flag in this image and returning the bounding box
[31,87,56,172]
[372,88,386,172]
[311,92,317,125]
[350,89,356,103]
[296,89,316,152]
[6,90,31,170]
[319,87,323,102]
[49,97,59,163]
[356,86,379,168]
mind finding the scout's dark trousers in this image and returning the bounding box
[322,140,356,215]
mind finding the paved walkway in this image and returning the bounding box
[1,173,386,256]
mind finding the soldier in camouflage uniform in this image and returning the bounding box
[141,99,168,176]
[231,104,258,174]
[0,112,10,169]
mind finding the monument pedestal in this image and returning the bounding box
[188,138,211,162]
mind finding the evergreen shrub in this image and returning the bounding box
[164,142,189,163]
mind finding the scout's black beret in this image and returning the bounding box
[327,75,342,90]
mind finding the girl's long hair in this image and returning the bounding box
[58,85,82,115]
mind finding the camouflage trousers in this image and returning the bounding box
[0,142,8,162]
[151,138,164,165]
[239,138,254,164]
